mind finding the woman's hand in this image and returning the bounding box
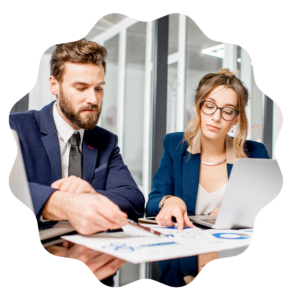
[156,197,193,230]
[210,206,220,216]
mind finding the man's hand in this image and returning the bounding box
[46,243,126,281]
[155,196,193,230]
[66,193,129,234]
[42,191,128,235]
[51,176,97,194]
[210,206,220,216]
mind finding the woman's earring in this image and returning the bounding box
[231,126,234,134]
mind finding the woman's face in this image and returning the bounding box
[199,85,239,140]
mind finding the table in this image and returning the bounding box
[43,224,248,287]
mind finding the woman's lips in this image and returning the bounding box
[206,124,220,131]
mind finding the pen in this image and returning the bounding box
[127,220,167,237]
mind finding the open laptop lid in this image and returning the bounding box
[214,158,282,229]
[10,129,75,241]
[190,158,282,229]
[10,129,34,212]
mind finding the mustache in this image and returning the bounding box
[79,104,100,112]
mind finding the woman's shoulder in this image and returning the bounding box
[244,140,269,158]
[164,132,188,154]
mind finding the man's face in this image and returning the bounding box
[51,62,105,130]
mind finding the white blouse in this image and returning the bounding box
[194,183,228,215]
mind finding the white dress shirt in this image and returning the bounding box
[39,102,84,222]
[52,102,85,178]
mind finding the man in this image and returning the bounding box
[10,39,145,235]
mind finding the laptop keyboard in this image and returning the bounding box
[38,222,56,231]
[202,219,216,224]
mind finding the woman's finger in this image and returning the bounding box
[210,206,220,216]
[155,215,163,226]
[183,212,193,228]
[163,214,174,227]
[173,211,184,230]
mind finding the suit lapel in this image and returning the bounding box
[182,152,200,215]
[40,101,62,181]
[227,164,233,178]
[41,131,62,181]
[82,130,99,183]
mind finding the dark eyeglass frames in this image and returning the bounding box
[200,100,239,121]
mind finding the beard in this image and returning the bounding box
[58,87,102,130]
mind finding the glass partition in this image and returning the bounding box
[123,22,147,187]
[184,17,223,127]
[251,66,264,142]
[101,35,120,135]
[168,14,179,55]
[166,62,178,133]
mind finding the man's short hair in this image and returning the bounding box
[50,38,107,82]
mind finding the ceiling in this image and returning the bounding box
[45,14,127,54]
[44,13,223,72]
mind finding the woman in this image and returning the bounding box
[146,68,269,230]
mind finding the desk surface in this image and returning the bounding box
[44,226,248,287]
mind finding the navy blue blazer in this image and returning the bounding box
[146,132,270,217]
[10,101,145,221]
[146,132,269,287]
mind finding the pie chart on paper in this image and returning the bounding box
[212,233,249,240]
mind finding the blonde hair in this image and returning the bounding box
[184,68,249,158]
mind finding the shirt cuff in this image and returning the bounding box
[39,215,52,223]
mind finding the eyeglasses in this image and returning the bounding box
[200,100,239,121]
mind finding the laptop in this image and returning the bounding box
[189,158,282,229]
[10,129,75,242]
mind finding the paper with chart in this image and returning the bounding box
[62,225,252,264]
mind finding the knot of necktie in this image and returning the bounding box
[70,132,81,147]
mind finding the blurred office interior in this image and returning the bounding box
[10,13,282,286]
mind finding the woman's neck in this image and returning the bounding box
[200,132,226,159]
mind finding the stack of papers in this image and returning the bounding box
[62,225,252,264]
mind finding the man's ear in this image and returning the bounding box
[49,76,59,98]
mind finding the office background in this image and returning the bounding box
[10,13,282,286]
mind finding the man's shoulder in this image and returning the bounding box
[88,126,117,145]
[9,109,41,129]
[10,109,40,118]
[9,101,55,127]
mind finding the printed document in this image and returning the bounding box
[62,225,251,264]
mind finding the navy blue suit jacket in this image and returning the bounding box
[10,101,145,221]
[146,132,270,217]
[146,132,269,287]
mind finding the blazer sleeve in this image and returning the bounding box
[146,134,174,217]
[95,136,145,221]
[261,144,270,158]
[10,115,57,219]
